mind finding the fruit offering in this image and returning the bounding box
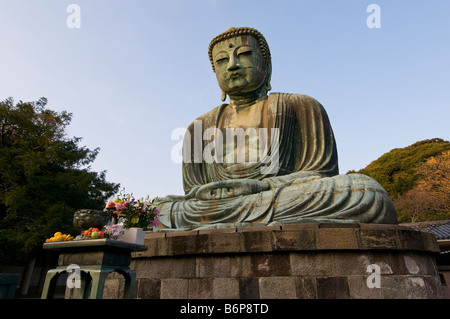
[105,201,116,209]
[46,232,75,242]
[80,227,105,240]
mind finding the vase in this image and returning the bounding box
[123,227,145,245]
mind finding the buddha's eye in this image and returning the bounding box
[238,50,253,57]
[215,57,229,66]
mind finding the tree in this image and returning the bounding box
[414,150,450,213]
[393,189,434,223]
[354,138,450,199]
[393,151,450,222]
[349,138,450,223]
[0,97,120,263]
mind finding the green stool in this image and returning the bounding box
[0,274,20,299]
[41,239,147,299]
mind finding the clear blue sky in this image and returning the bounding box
[1,0,449,199]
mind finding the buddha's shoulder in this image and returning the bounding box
[271,92,326,112]
[271,92,320,104]
[187,104,225,129]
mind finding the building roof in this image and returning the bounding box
[401,220,450,240]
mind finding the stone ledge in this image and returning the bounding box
[120,223,444,299]
[130,274,443,299]
[132,223,440,258]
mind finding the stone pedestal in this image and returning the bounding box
[130,223,444,299]
[41,239,147,299]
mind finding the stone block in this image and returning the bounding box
[213,278,240,299]
[188,278,213,299]
[290,252,335,276]
[316,276,350,299]
[360,223,396,230]
[259,277,297,299]
[133,257,196,279]
[273,229,316,251]
[358,228,399,250]
[136,278,161,299]
[280,223,319,231]
[251,253,291,277]
[196,255,252,278]
[129,225,444,299]
[170,232,209,255]
[318,223,360,228]
[403,253,439,276]
[420,232,440,252]
[347,275,384,299]
[103,271,125,299]
[198,227,237,235]
[210,232,242,253]
[102,277,121,299]
[160,278,188,299]
[241,229,274,252]
[397,229,426,251]
[165,230,199,237]
[379,275,401,299]
[379,275,441,299]
[316,228,359,250]
[239,277,260,299]
[423,275,444,299]
[294,276,317,299]
[395,276,430,299]
[141,236,172,257]
[238,225,281,232]
[331,252,374,276]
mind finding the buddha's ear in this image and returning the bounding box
[265,63,272,92]
[221,91,227,102]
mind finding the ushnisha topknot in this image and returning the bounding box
[208,27,271,72]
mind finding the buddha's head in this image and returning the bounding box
[208,27,272,102]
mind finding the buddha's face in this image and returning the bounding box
[212,35,267,96]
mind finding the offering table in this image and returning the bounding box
[41,238,147,299]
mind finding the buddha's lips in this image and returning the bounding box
[228,72,244,79]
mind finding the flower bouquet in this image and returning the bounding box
[102,224,124,240]
[105,190,161,230]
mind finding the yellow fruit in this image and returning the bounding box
[54,232,62,237]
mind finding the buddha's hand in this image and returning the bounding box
[194,179,270,200]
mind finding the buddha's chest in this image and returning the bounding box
[220,100,266,130]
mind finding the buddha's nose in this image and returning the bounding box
[227,55,241,71]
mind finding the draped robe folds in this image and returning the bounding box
[158,93,398,229]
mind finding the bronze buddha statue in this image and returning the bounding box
[157,27,398,229]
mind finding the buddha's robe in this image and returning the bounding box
[158,93,397,229]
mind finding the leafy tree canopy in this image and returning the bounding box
[0,97,119,263]
[348,138,450,222]
[349,138,450,198]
